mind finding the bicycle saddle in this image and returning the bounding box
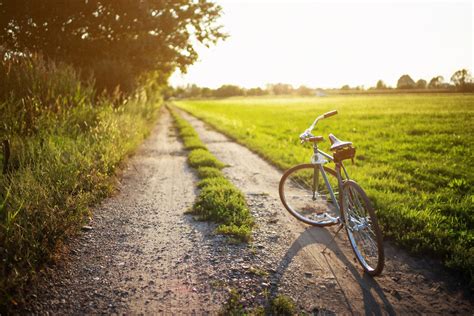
[328,133,352,151]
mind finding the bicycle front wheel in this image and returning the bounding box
[341,180,384,276]
[279,164,340,226]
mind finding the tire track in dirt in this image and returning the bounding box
[177,108,472,315]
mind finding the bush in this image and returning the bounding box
[188,149,225,169]
[269,295,296,316]
[182,136,207,151]
[197,167,224,179]
[219,289,244,315]
[179,126,199,138]
[193,185,252,227]
[197,177,230,189]
[215,224,252,242]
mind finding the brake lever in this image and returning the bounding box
[299,129,311,139]
[299,129,312,144]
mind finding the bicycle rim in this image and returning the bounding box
[342,180,384,276]
[279,164,340,226]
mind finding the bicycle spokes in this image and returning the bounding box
[279,164,340,226]
[343,181,384,275]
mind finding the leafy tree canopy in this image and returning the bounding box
[296,85,312,96]
[451,69,472,89]
[376,80,387,89]
[0,0,226,92]
[268,83,293,95]
[397,74,415,89]
[428,76,444,89]
[214,84,243,98]
[415,79,427,89]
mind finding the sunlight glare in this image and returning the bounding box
[170,0,473,89]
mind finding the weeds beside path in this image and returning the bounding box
[0,56,161,309]
[169,106,254,242]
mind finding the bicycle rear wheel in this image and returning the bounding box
[341,180,384,276]
[279,164,340,226]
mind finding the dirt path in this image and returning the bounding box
[20,108,230,314]
[19,107,472,314]
[177,109,473,315]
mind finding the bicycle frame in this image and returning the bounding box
[310,141,350,217]
[282,110,385,275]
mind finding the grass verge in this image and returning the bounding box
[169,106,253,242]
[219,290,297,315]
[0,55,162,309]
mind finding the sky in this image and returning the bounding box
[170,0,473,89]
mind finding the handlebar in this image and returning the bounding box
[324,110,338,118]
[299,110,338,140]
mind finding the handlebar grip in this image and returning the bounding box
[301,136,324,144]
[323,110,338,118]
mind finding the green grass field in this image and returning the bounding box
[175,94,474,283]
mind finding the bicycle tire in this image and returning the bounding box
[279,163,340,227]
[341,180,384,276]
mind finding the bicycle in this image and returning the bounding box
[278,110,384,276]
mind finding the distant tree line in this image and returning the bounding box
[370,69,473,92]
[166,83,324,99]
[170,68,473,99]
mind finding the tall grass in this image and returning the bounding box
[0,55,161,307]
[176,95,474,286]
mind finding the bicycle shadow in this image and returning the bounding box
[270,226,395,315]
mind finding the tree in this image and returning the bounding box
[375,80,387,89]
[451,69,472,91]
[186,84,202,98]
[296,85,313,96]
[173,86,186,98]
[341,84,350,90]
[397,74,415,89]
[268,83,293,95]
[415,79,427,89]
[161,85,175,100]
[428,76,444,89]
[201,87,213,98]
[214,85,244,98]
[0,1,226,92]
[246,87,266,96]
